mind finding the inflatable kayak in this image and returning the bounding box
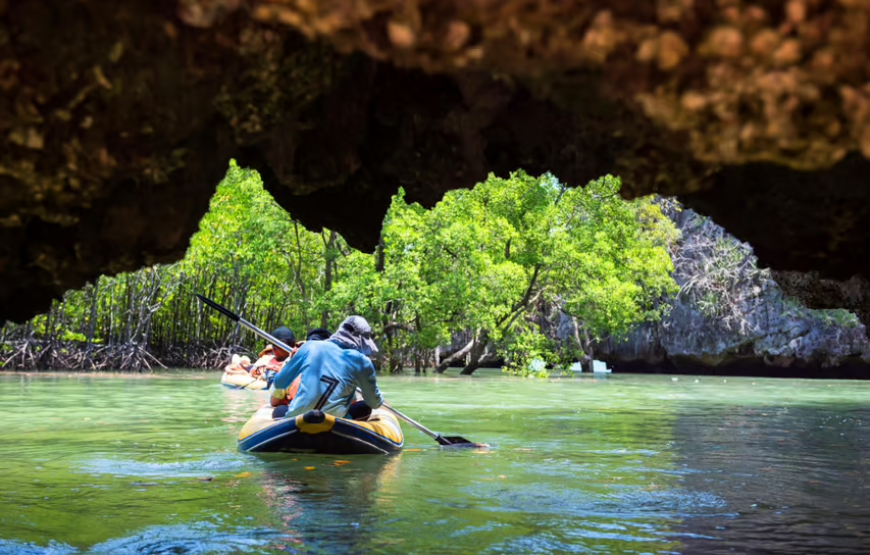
[221,372,268,391]
[238,405,404,455]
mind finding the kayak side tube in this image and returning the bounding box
[238,407,404,455]
[220,372,268,390]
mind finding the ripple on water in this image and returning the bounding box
[0,539,77,555]
[487,532,619,554]
[0,522,286,555]
[472,483,729,521]
[87,521,284,555]
[470,483,620,520]
[75,453,249,478]
[603,488,730,516]
[450,522,512,537]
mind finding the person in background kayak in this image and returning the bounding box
[270,316,383,420]
[223,354,252,375]
[247,326,298,383]
[305,327,332,342]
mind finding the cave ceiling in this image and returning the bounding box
[2,0,870,327]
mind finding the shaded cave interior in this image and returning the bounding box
[2,0,870,337]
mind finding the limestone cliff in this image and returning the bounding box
[574,209,870,373]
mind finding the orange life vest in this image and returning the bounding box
[249,342,302,378]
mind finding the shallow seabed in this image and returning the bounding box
[0,370,868,555]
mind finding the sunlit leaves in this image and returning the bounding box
[7,163,678,373]
[362,170,679,374]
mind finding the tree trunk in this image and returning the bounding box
[290,221,311,329]
[321,230,338,328]
[81,280,100,369]
[573,319,594,373]
[460,331,491,375]
[435,336,476,374]
[107,281,116,346]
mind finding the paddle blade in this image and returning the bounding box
[436,435,487,448]
[195,294,240,322]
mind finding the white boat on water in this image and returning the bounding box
[569,360,612,373]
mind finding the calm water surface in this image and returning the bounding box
[0,371,868,555]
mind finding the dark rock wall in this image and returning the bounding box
[4,0,870,327]
[684,155,870,325]
[250,0,870,170]
[0,1,240,321]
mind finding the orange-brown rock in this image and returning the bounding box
[3,0,870,328]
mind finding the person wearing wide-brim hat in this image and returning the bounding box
[270,316,383,420]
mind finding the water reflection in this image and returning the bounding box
[672,404,870,554]
[220,386,269,425]
[0,538,78,555]
[255,454,402,554]
[87,521,283,555]
[77,452,248,478]
[220,378,408,553]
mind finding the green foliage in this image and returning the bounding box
[181,161,345,338]
[781,296,860,329]
[549,175,679,341]
[816,309,860,328]
[336,170,680,373]
[60,330,87,343]
[2,164,682,374]
[502,329,556,378]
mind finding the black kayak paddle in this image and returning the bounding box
[382,402,481,447]
[196,293,483,448]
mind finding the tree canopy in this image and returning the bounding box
[1,163,679,375]
[356,171,679,375]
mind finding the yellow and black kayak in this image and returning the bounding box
[220,372,268,391]
[238,405,404,455]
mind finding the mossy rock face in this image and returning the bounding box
[3,0,870,327]
[0,1,236,322]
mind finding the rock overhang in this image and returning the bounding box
[2,0,870,327]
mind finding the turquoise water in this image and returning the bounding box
[0,371,868,554]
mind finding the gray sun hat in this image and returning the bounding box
[330,316,378,356]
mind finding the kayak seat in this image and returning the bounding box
[347,401,372,421]
[270,402,373,421]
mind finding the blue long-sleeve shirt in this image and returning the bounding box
[271,340,384,418]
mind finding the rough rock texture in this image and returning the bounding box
[5,0,870,325]
[0,1,241,321]
[771,270,870,333]
[562,209,870,373]
[250,0,870,169]
[683,155,870,326]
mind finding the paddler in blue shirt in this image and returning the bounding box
[270,316,384,420]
